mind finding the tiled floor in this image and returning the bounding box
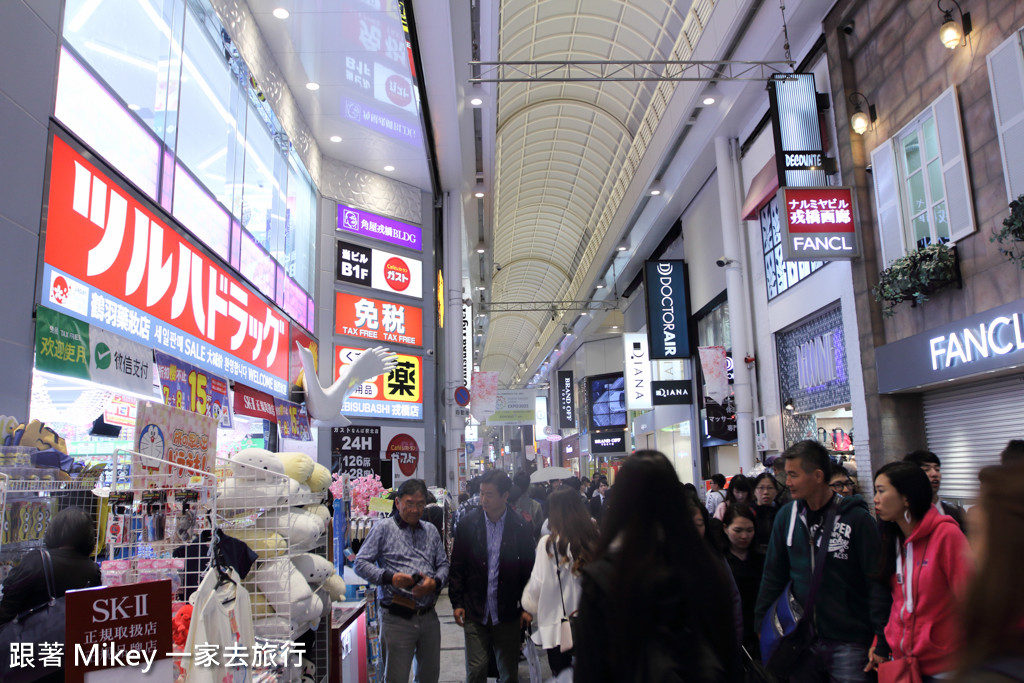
[435,590,553,683]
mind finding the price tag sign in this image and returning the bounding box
[155,351,232,428]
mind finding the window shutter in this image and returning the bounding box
[987,31,1024,202]
[932,87,975,241]
[870,138,905,266]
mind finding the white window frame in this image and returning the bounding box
[870,86,975,266]
[988,29,1024,203]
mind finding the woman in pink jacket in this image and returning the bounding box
[866,461,971,681]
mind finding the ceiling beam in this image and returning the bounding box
[481,300,617,313]
[469,60,796,83]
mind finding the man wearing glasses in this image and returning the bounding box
[355,478,449,683]
[828,464,855,497]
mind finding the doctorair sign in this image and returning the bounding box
[778,187,861,261]
[875,297,1024,392]
[643,260,691,359]
[41,133,290,397]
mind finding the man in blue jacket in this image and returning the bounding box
[450,469,536,683]
[755,440,891,682]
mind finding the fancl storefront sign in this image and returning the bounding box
[643,260,691,360]
[778,187,860,261]
[876,298,1024,392]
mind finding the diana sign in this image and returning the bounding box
[778,187,860,261]
[875,297,1024,392]
[623,333,653,410]
[644,260,691,359]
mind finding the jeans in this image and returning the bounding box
[464,619,521,683]
[381,608,441,683]
[788,638,871,683]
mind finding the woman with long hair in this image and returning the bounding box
[722,503,764,659]
[865,462,971,681]
[574,450,740,682]
[714,474,753,521]
[521,487,599,676]
[955,460,1024,681]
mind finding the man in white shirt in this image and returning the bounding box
[705,473,727,516]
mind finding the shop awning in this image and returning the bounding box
[741,156,779,221]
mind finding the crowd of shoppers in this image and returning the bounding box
[349,436,1023,683]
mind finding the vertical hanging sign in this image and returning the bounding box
[557,370,575,429]
[623,333,653,410]
[643,260,692,359]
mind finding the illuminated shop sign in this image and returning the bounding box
[336,240,423,298]
[335,346,422,420]
[778,187,860,261]
[643,260,691,359]
[623,333,653,410]
[335,292,422,346]
[767,72,830,188]
[797,332,839,390]
[591,430,626,454]
[336,202,422,251]
[651,380,692,405]
[875,298,1024,392]
[41,134,290,397]
[557,370,575,429]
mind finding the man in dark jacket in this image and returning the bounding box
[903,450,967,533]
[450,469,535,683]
[755,441,891,682]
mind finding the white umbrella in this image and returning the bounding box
[530,466,573,483]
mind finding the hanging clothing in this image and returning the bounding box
[183,566,255,683]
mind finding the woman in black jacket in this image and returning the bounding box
[0,507,101,626]
[574,451,740,682]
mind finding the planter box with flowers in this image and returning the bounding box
[992,194,1024,266]
[872,242,961,318]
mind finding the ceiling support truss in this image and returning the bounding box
[481,300,616,313]
[469,59,795,83]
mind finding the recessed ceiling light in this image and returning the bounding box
[383,165,395,172]
[329,135,342,143]
[127,104,140,111]
[596,284,605,289]
[470,97,483,106]
[305,82,320,91]
[272,8,289,19]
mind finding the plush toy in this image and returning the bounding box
[256,510,324,552]
[323,574,346,602]
[305,463,331,493]
[221,528,288,559]
[253,615,292,640]
[231,449,286,479]
[291,553,335,586]
[303,504,330,523]
[218,479,284,510]
[277,452,315,483]
[248,589,276,619]
[254,557,312,614]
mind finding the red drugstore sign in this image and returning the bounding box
[335,292,422,346]
[777,186,861,261]
[41,134,290,397]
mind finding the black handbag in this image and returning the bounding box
[760,505,839,677]
[0,549,67,683]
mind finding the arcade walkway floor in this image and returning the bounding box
[435,590,554,682]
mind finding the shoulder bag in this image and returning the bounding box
[878,540,922,683]
[554,546,578,654]
[0,548,67,683]
[759,504,839,676]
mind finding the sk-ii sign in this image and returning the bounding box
[643,260,691,360]
[557,370,575,429]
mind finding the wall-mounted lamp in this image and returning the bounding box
[848,92,877,135]
[616,239,629,252]
[783,397,795,412]
[475,239,486,254]
[473,181,486,198]
[469,83,485,107]
[648,180,665,196]
[937,0,971,49]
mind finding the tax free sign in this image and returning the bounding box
[778,187,861,260]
